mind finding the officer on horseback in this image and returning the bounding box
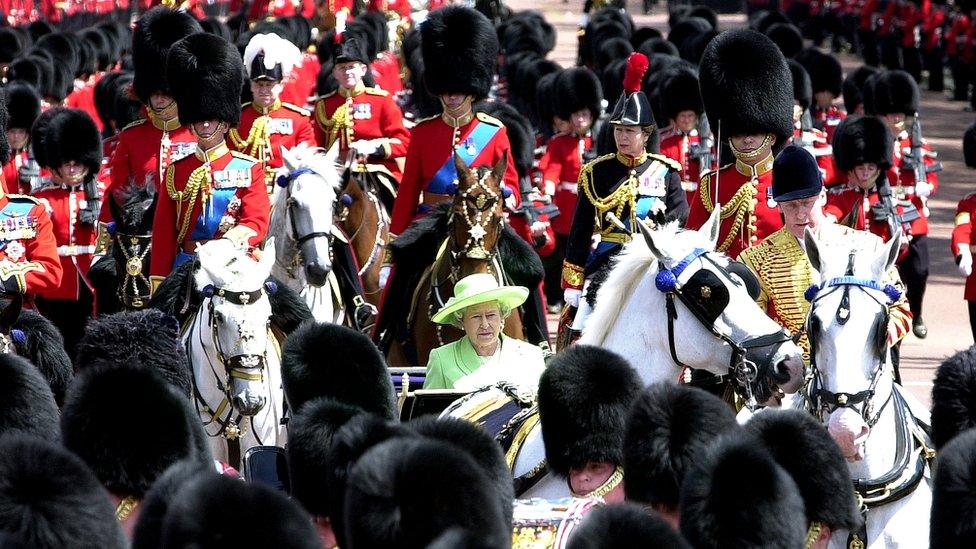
[560,52,687,342]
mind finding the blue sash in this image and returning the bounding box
[427,120,501,194]
[188,156,254,242]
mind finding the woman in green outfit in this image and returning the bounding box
[424,273,546,390]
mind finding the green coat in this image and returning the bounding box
[424,335,546,390]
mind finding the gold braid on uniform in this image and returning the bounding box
[699,173,757,253]
[166,164,212,245]
[572,466,624,499]
[316,99,353,151]
[115,496,139,522]
[804,522,823,549]
[229,114,270,159]
[579,154,639,242]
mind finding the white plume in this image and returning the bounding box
[243,33,303,79]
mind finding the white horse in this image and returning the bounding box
[803,229,932,549]
[269,143,345,323]
[445,209,806,499]
[185,238,286,465]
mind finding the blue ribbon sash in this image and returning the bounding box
[427,120,501,194]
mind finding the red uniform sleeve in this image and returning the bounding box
[493,127,521,208]
[101,134,132,222]
[19,203,62,295]
[952,196,976,257]
[539,138,565,189]
[294,114,317,148]
[380,98,410,159]
[390,135,424,235]
[150,167,178,278]
[239,162,272,246]
[685,185,708,231]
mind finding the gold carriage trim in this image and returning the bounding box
[699,167,759,253]
[561,262,584,289]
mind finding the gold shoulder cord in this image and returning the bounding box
[699,175,757,252]
[166,164,210,244]
[316,99,353,151]
[229,116,270,160]
[579,155,639,237]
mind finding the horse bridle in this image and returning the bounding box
[340,167,388,277]
[115,231,152,309]
[277,167,335,247]
[202,283,269,406]
[655,247,793,410]
[804,253,901,428]
[454,167,504,260]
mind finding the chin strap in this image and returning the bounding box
[571,465,624,500]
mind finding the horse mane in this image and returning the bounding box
[497,224,544,287]
[114,182,156,233]
[149,259,200,318]
[0,302,74,406]
[267,276,313,334]
[88,255,121,315]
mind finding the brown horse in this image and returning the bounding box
[338,165,393,308]
[388,154,525,367]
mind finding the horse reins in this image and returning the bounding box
[116,231,152,309]
[340,168,388,278]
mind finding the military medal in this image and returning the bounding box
[465,138,476,157]
[5,240,24,262]
[767,186,776,208]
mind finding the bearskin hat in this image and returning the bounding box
[788,59,812,110]
[843,65,880,114]
[566,503,691,549]
[796,48,843,98]
[659,67,703,121]
[130,460,214,549]
[538,345,642,478]
[700,29,794,151]
[34,33,78,79]
[0,27,24,64]
[637,37,679,58]
[679,435,807,549]
[6,55,51,97]
[765,22,803,59]
[93,71,128,131]
[61,365,209,498]
[747,410,860,531]
[0,303,72,406]
[281,322,396,418]
[476,102,533,179]
[332,34,370,66]
[410,416,514,525]
[75,309,191,398]
[132,6,202,104]
[623,382,739,509]
[199,17,233,43]
[4,81,39,131]
[965,123,976,169]
[749,10,792,34]
[931,428,976,547]
[554,67,603,121]
[166,33,245,126]
[0,434,126,549]
[870,69,919,116]
[422,6,498,101]
[160,473,320,549]
[631,26,663,50]
[0,354,59,439]
[931,347,976,449]
[30,108,101,178]
[667,17,712,54]
[343,438,511,548]
[595,37,634,74]
[80,28,112,72]
[536,71,561,135]
[832,115,893,172]
[286,397,365,518]
[512,57,561,122]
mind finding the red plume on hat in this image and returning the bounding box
[623,52,648,94]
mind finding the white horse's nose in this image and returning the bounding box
[234,392,267,416]
[828,408,870,461]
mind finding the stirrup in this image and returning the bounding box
[353,295,378,334]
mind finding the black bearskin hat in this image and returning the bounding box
[0,302,72,406]
[832,115,893,172]
[538,345,642,477]
[747,410,860,531]
[772,145,823,202]
[843,65,880,114]
[7,56,51,99]
[667,17,712,52]
[931,346,976,449]
[966,123,976,169]
[30,108,101,178]
[765,22,803,59]
[797,48,843,97]
[34,33,78,80]
[60,365,209,498]
[555,67,603,121]
[343,437,511,548]
[567,503,691,549]
[476,102,533,179]
[931,428,976,547]
[0,27,24,64]
[160,473,320,548]
[659,67,703,121]
[870,70,919,116]
[132,6,202,104]
[166,33,245,126]
[410,416,514,526]
[421,6,499,101]
[0,354,59,439]
[281,322,396,418]
[700,29,794,151]
[788,60,812,111]
[0,434,126,549]
[4,81,39,131]
[75,309,191,398]
[679,435,807,548]
[199,17,233,43]
[130,460,214,549]
[287,397,365,519]
[623,382,739,509]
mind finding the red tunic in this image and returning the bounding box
[952,193,976,300]
[890,130,938,236]
[371,51,403,95]
[658,126,704,207]
[150,143,271,278]
[0,194,62,295]
[538,132,591,236]
[390,111,520,236]
[813,105,846,143]
[313,84,410,180]
[229,101,316,193]
[65,75,103,133]
[100,116,197,223]
[33,184,98,301]
[2,151,27,195]
[686,156,783,259]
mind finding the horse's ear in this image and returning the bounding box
[281,146,296,171]
[492,152,508,182]
[637,217,666,260]
[804,227,822,274]
[453,152,466,177]
[876,229,901,275]
[0,295,22,333]
[325,141,340,166]
[702,204,722,250]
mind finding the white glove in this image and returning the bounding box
[222,225,256,249]
[564,288,582,308]
[379,265,392,290]
[350,140,380,157]
[915,181,933,198]
[959,252,973,277]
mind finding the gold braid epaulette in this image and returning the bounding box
[166,164,210,244]
[229,115,270,159]
[315,99,353,151]
[579,154,638,239]
[699,167,758,253]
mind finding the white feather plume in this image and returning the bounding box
[243,33,303,79]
